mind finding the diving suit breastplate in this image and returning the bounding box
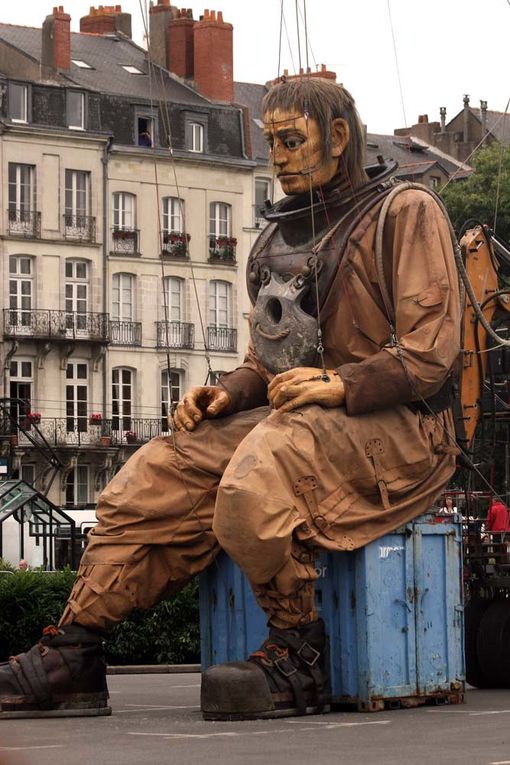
[247,160,397,375]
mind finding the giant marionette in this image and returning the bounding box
[0,76,461,720]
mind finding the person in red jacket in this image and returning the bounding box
[486,501,510,532]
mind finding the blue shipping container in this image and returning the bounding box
[199,513,465,711]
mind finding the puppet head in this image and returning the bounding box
[263,78,368,195]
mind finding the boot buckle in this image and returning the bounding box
[297,641,320,666]
[274,657,298,677]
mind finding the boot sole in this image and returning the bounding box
[202,703,331,721]
[0,692,111,719]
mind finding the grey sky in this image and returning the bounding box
[2,0,509,134]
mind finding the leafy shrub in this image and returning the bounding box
[0,570,200,664]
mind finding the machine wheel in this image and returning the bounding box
[465,598,492,688]
[477,599,510,688]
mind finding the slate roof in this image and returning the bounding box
[0,22,209,106]
[233,81,270,164]
[468,107,510,144]
[367,133,472,179]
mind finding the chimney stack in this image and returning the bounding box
[167,8,195,79]
[439,106,446,132]
[480,100,488,136]
[193,9,233,102]
[463,94,470,143]
[149,0,178,70]
[271,64,337,85]
[80,5,132,38]
[42,6,71,71]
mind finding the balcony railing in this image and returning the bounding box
[111,228,139,255]
[63,214,96,243]
[7,209,41,238]
[156,321,194,349]
[207,325,237,352]
[3,309,110,343]
[15,417,174,448]
[161,231,190,259]
[110,320,142,346]
[208,236,237,265]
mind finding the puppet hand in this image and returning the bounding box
[172,386,231,432]
[268,367,345,413]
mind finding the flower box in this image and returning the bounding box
[125,431,137,444]
[27,412,41,424]
[89,413,102,425]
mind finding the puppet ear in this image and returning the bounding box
[330,118,350,157]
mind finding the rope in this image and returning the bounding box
[386,0,407,128]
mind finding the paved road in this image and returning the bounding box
[1,674,510,765]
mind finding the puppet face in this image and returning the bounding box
[263,107,346,195]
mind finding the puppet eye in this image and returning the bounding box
[283,136,304,150]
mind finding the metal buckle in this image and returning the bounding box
[297,641,320,666]
[274,657,298,677]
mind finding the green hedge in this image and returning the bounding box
[0,565,200,665]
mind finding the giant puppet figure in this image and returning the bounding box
[0,77,461,720]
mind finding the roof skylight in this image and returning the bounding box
[121,65,145,75]
[72,59,93,69]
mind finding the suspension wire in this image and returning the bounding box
[277,0,284,79]
[281,8,297,74]
[386,0,407,129]
[303,0,310,72]
[295,0,302,71]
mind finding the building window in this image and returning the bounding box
[162,197,183,234]
[9,256,33,327]
[113,192,135,230]
[65,466,89,507]
[112,273,134,321]
[112,368,133,432]
[254,178,271,227]
[65,260,89,333]
[163,276,183,322]
[209,280,231,327]
[189,122,204,153]
[8,82,28,123]
[65,170,92,240]
[161,369,182,429]
[8,163,37,236]
[429,176,440,189]
[66,362,88,433]
[67,91,85,129]
[9,359,33,430]
[209,202,231,238]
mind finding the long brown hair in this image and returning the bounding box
[263,78,368,188]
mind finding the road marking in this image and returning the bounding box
[127,721,391,740]
[0,745,65,752]
[285,720,391,728]
[489,761,510,764]
[469,710,510,716]
[117,705,200,713]
[169,684,201,689]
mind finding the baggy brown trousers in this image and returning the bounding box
[61,401,455,632]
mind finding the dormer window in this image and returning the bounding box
[68,91,85,130]
[9,82,28,123]
[189,123,203,153]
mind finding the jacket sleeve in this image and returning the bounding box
[337,189,461,416]
[217,339,270,414]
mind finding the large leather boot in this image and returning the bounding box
[201,618,330,720]
[0,624,110,718]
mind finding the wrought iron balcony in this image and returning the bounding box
[110,320,142,346]
[156,321,194,349]
[111,228,139,255]
[102,418,171,445]
[7,208,41,238]
[208,236,237,265]
[3,309,110,343]
[18,417,105,447]
[207,325,237,352]
[63,214,96,243]
[161,231,190,259]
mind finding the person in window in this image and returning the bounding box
[138,130,152,147]
[0,77,461,721]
